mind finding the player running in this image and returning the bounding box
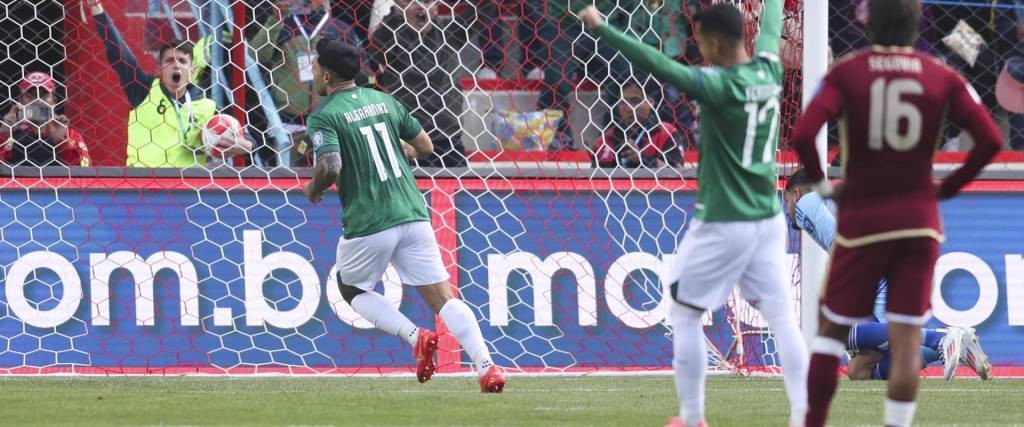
[790,0,1004,426]
[302,39,505,392]
[785,170,993,382]
[579,2,809,427]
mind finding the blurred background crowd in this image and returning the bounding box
[0,0,1021,169]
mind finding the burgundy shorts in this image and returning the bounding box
[821,237,940,326]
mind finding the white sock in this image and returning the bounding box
[439,299,493,375]
[759,299,810,426]
[670,303,706,426]
[884,399,918,427]
[350,291,419,347]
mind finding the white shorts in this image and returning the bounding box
[667,213,791,312]
[335,221,450,291]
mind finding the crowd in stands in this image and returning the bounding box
[1,0,1021,169]
[830,0,1023,151]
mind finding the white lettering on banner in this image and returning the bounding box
[605,252,671,329]
[90,251,199,326]
[2,245,1022,329]
[6,251,82,328]
[487,252,597,327]
[326,265,403,329]
[932,252,999,327]
[1005,254,1024,326]
[243,230,321,328]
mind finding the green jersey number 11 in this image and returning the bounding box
[741,98,780,168]
[359,122,404,182]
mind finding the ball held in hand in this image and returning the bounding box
[202,114,242,157]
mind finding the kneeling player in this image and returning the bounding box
[785,170,992,381]
[846,322,991,381]
[302,39,505,392]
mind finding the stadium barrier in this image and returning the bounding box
[1,170,1022,376]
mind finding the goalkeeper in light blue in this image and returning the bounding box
[786,169,992,381]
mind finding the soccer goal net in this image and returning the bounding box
[5,0,802,376]
[8,0,1018,376]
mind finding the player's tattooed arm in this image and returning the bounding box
[303,151,341,203]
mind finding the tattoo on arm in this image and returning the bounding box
[310,151,342,194]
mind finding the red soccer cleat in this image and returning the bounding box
[412,329,438,383]
[478,365,506,393]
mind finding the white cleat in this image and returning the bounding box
[939,328,963,381]
[958,327,992,380]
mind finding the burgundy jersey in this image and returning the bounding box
[792,46,1002,247]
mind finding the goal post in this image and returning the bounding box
[798,0,829,343]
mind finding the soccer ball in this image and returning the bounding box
[202,114,242,157]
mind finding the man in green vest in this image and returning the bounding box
[90,0,252,167]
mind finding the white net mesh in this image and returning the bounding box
[0,0,874,375]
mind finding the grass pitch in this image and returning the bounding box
[0,375,1020,426]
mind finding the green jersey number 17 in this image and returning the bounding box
[742,97,780,168]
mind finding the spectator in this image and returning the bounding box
[829,0,937,57]
[475,0,545,80]
[998,57,1024,150]
[659,0,710,149]
[252,0,364,124]
[593,80,682,169]
[90,1,251,167]
[934,0,1018,109]
[534,1,639,151]
[997,2,1023,150]
[0,72,90,167]
[370,0,468,168]
[932,0,1019,150]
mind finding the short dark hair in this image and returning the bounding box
[868,0,921,46]
[316,38,361,81]
[786,169,815,192]
[692,3,745,44]
[158,39,194,62]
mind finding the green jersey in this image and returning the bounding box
[309,87,429,238]
[596,0,785,222]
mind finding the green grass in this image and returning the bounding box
[0,376,1020,426]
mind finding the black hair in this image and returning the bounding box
[315,38,361,81]
[786,168,815,192]
[692,3,745,44]
[867,0,921,47]
[158,39,194,62]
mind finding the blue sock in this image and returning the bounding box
[922,329,944,353]
[921,347,941,365]
[848,322,890,353]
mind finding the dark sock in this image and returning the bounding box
[806,353,841,427]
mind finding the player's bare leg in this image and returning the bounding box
[847,352,884,381]
[805,315,850,427]
[885,322,923,426]
[417,282,505,393]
